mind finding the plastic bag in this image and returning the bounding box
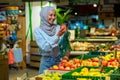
[13,48,23,63]
[8,49,14,65]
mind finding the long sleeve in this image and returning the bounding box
[34,26,60,53]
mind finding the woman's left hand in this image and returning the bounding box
[62,55,69,61]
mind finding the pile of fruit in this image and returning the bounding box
[49,52,120,71]
[35,72,62,80]
[72,67,113,76]
[62,66,115,80]
[49,58,81,71]
[77,78,92,80]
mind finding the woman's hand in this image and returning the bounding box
[57,25,66,38]
[62,55,69,61]
[62,52,70,61]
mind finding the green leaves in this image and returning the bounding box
[56,8,72,25]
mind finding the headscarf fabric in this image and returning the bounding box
[40,6,56,36]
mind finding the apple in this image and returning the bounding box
[92,58,99,62]
[69,60,74,64]
[76,63,81,67]
[115,58,119,62]
[52,65,59,70]
[109,57,115,62]
[70,67,74,70]
[49,67,53,70]
[65,66,71,70]
[65,62,72,67]
[61,59,67,63]
[71,64,77,69]
[58,63,65,67]
[87,59,92,62]
[58,65,64,70]
[108,62,113,67]
[74,58,80,64]
[110,61,118,67]
[102,60,108,66]
[60,25,67,31]
[92,62,99,66]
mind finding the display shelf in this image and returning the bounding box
[70,36,118,42]
[69,36,117,55]
[70,51,89,55]
[29,70,69,80]
[70,51,114,55]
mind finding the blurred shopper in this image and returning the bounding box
[109,23,119,36]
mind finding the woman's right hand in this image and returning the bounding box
[57,25,66,38]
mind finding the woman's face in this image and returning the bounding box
[47,10,56,25]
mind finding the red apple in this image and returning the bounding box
[102,60,108,66]
[58,63,65,67]
[74,59,80,64]
[110,61,118,67]
[108,62,113,67]
[58,65,64,70]
[77,63,81,67]
[70,67,74,70]
[109,57,115,62]
[87,59,92,62]
[92,58,99,62]
[61,59,67,63]
[65,62,72,67]
[71,64,77,69]
[60,25,67,31]
[65,66,70,70]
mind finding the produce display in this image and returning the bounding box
[49,51,120,72]
[31,51,120,80]
[77,78,92,80]
[70,41,113,51]
[35,72,62,80]
[110,68,120,80]
[82,52,120,68]
[49,58,81,71]
[62,66,115,80]
[31,40,120,80]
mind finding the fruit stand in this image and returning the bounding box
[29,49,120,80]
[29,26,120,80]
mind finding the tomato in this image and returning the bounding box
[60,25,67,31]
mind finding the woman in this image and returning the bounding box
[34,6,67,74]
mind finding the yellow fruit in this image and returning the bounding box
[81,67,88,72]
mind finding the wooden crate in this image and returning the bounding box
[30,47,39,53]
[30,61,40,68]
[30,55,41,61]
[30,41,38,47]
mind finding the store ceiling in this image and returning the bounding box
[58,4,98,15]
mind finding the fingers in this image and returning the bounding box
[57,29,66,37]
[63,56,69,61]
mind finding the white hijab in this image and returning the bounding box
[40,6,56,36]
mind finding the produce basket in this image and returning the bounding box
[75,54,98,60]
[45,69,70,74]
[62,66,114,80]
[89,50,106,56]
[110,69,120,80]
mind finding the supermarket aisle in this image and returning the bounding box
[9,68,39,80]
